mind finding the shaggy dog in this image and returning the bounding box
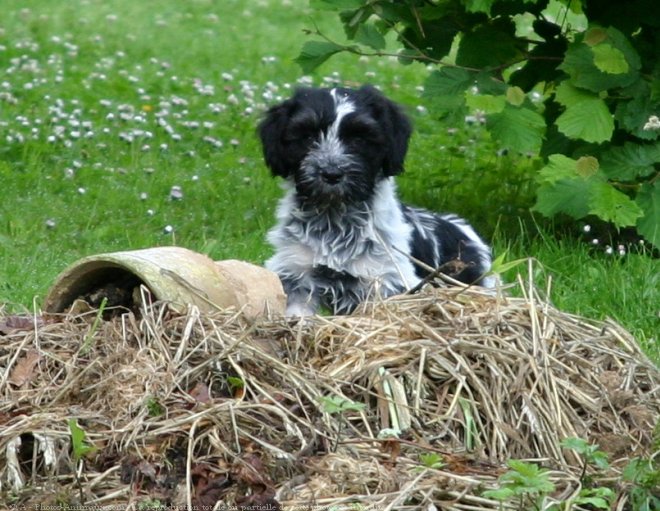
[258,85,495,316]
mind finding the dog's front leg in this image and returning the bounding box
[280,275,321,317]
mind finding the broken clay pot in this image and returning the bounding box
[43,246,286,318]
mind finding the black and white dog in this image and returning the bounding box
[259,85,495,316]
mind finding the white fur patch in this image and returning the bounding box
[266,179,421,315]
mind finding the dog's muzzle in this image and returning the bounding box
[303,151,353,186]
[319,165,346,185]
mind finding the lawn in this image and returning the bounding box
[0,0,657,361]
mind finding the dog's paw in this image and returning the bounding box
[285,301,317,318]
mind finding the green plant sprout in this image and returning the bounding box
[419,452,446,470]
[622,457,660,511]
[68,419,97,503]
[482,459,555,510]
[81,297,107,355]
[319,395,366,451]
[560,437,609,478]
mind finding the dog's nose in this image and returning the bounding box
[320,167,344,184]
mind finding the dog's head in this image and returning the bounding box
[258,85,412,205]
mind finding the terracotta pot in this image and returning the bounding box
[43,246,286,318]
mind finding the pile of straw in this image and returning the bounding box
[1,280,658,510]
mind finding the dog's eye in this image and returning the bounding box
[283,128,317,145]
[340,119,381,142]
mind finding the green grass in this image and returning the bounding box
[499,223,659,362]
[0,0,657,362]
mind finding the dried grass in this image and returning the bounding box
[0,277,658,510]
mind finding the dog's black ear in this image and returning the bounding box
[358,85,412,176]
[258,100,293,178]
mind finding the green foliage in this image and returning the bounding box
[487,250,527,277]
[622,457,660,511]
[482,459,555,509]
[319,395,366,414]
[458,397,478,450]
[560,437,609,471]
[226,376,245,392]
[481,440,628,510]
[300,0,660,249]
[67,419,96,463]
[81,297,107,355]
[319,395,366,452]
[570,486,615,510]
[418,452,445,470]
[138,498,165,511]
[145,396,165,418]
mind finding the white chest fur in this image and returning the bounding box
[266,179,421,295]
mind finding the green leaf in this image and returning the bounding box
[419,452,445,469]
[482,487,516,501]
[502,460,555,494]
[354,23,386,50]
[319,395,366,414]
[614,80,659,141]
[425,67,474,97]
[589,450,611,470]
[558,0,585,15]
[576,497,610,509]
[489,250,527,275]
[592,43,629,74]
[145,396,165,417]
[505,459,539,477]
[555,95,614,143]
[310,0,364,10]
[636,182,660,249]
[401,17,461,60]
[600,142,660,181]
[462,0,495,15]
[584,27,608,46]
[340,7,371,39]
[423,67,473,119]
[554,81,590,107]
[561,437,591,452]
[576,156,599,177]
[68,419,97,462]
[559,27,640,92]
[475,72,507,96]
[588,182,643,227]
[295,41,344,73]
[534,178,593,219]
[506,86,526,106]
[466,94,506,114]
[561,437,610,469]
[537,154,580,183]
[226,376,245,390]
[576,486,616,509]
[456,18,522,69]
[487,103,546,153]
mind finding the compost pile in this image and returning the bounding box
[1,282,658,510]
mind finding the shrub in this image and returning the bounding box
[298,0,660,249]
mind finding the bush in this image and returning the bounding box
[298,0,660,249]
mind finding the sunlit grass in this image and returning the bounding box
[497,221,659,362]
[0,0,656,362]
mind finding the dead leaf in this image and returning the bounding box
[381,438,401,467]
[232,452,270,488]
[189,382,211,404]
[8,350,41,387]
[191,466,231,507]
[236,492,281,511]
[0,315,40,335]
[137,459,158,481]
[119,456,140,484]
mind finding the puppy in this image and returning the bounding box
[258,85,495,316]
